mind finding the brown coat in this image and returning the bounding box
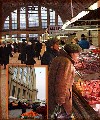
[48,49,75,117]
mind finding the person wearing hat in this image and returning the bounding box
[41,38,59,66]
[71,37,79,44]
[48,43,82,119]
[78,34,90,49]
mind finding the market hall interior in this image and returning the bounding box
[0,0,100,119]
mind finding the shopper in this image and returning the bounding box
[41,38,59,66]
[71,37,79,44]
[0,42,11,69]
[48,43,82,119]
[78,34,90,49]
[25,41,36,65]
[35,41,42,60]
[13,42,18,53]
[21,102,27,114]
[20,39,27,64]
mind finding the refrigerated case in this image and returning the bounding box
[72,50,100,119]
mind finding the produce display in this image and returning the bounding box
[20,111,41,119]
[20,104,47,119]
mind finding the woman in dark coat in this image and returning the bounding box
[48,43,82,118]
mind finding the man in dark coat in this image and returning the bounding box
[13,42,18,53]
[48,43,82,119]
[35,41,42,60]
[25,41,36,65]
[20,39,27,64]
[0,42,11,69]
[78,34,90,49]
[41,38,59,66]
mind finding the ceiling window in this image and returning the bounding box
[11,10,17,29]
[3,6,63,30]
[58,15,63,26]
[20,7,26,29]
[4,16,9,29]
[28,6,39,27]
[50,9,55,25]
[41,7,47,28]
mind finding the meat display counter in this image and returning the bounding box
[72,50,100,119]
[72,85,100,120]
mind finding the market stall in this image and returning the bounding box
[73,48,100,119]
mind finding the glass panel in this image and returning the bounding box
[58,15,63,26]
[29,34,38,38]
[28,6,39,27]
[12,10,17,29]
[4,16,9,29]
[50,9,55,26]
[20,34,26,41]
[41,7,47,28]
[20,7,26,29]
[20,7,26,13]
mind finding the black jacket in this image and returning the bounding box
[41,48,58,65]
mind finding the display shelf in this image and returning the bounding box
[75,51,100,80]
[72,85,100,119]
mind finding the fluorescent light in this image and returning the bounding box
[62,20,71,29]
[89,3,98,10]
[62,11,89,29]
[64,28,84,31]
[86,28,99,30]
[74,11,89,20]
[61,1,100,30]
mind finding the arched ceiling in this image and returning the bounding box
[0,0,98,22]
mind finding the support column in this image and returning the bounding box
[55,12,58,26]
[0,2,3,44]
[98,31,100,47]
[20,86,23,100]
[38,5,42,29]
[98,1,100,47]
[9,13,12,38]
[17,8,20,30]
[0,66,2,119]
[47,8,50,27]
[17,8,20,42]
[26,6,29,43]
[38,5,42,40]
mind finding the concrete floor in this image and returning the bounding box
[9,109,33,118]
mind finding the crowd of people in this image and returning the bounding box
[9,100,47,118]
[0,39,42,68]
[0,34,92,69]
[0,34,97,119]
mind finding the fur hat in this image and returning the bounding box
[64,43,82,53]
[81,34,85,37]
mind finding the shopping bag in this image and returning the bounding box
[51,104,71,120]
